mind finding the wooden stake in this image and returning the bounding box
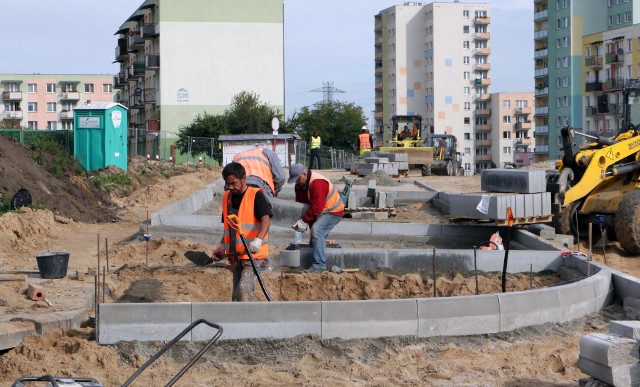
[105,238,109,274]
[432,248,436,298]
[473,246,479,295]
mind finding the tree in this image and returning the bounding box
[288,101,366,152]
[175,112,227,158]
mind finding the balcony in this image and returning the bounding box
[145,54,160,69]
[474,32,490,40]
[375,51,382,60]
[130,93,145,109]
[114,38,128,62]
[585,81,603,92]
[127,62,145,79]
[533,9,548,21]
[585,56,603,68]
[475,108,491,116]
[473,63,490,71]
[474,78,491,86]
[535,106,549,115]
[476,154,492,161]
[534,67,548,77]
[375,81,382,89]
[606,52,623,64]
[2,91,22,101]
[515,107,532,115]
[535,125,549,135]
[114,92,127,105]
[476,139,492,147]
[147,119,160,132]
[113,72,126,89]
[474,17,490,25]
[476,124,491,132]
[60,92,80,100]
[534,28,548,40]
[515,121,532,130]
[605,77,625,91]
[473,47,491,55]
[60,110,74,120]
[534,48,548,59]
[534,145,550,153]
[609,103,623,115]
[127,33,144,52]
[144,88,157,104]
[141,23,159,39]
[474,93,491,102]
[2,111,23,120]
[535,86,549,96]
[515,138,532,146]
[374,66,383,75]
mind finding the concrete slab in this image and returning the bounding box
[497,288,561,331]
[580,332,640,366]
[192,302,321,341]
[321,299,418,339]
[98,302,192,344]
[481,169,546,194]
[418,295,500,337]
[610,321,640,340]
[579,356,640,387]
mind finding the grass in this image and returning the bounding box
[91,174,133,193]
[29,139,79,178]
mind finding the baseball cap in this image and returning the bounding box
[288,163,306,184]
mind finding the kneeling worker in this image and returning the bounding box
[213,162,272,301]
[288,163,344,272]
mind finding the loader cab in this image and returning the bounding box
[390,115,422,147]
[428,134,457,161]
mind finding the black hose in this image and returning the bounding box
[238,233,272,301]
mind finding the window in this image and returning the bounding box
[463,41,469,49]
[609,16,613,26]
[626,12,631,23]
[463,25,469,33]
[46,102,56,112]
[503,131,511,139]
[463,56,470,64]
[28,121,37,129]
[28,84,37,93]
[464,87,470,95]
[464,133,471,140]
[84,83,94,93]
[47,121,57,130]
[28,102,37,112]
[617,13,622,24]
[464,102,471,110]
[46,83,56,93]
[464,117,470,125]
[503,147,511,155]
[463,71,470,79]
[463,10,469,18]
[464,148,470,156]
[503,100,511,108]
[516,100,528,108]
[61,121,73,130]
[503,116,511,124]
[102,84,112,93]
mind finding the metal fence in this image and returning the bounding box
[0,129,73,153]
[293,140,355,170]
[128,130,220,166]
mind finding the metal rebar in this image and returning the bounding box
[432,248,436,298]
[587,223,592,278]
[102,266,106,304]
[105,238,109,274]
[529,263,533,290]
[473,246,479,295]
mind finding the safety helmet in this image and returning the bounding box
[361,125,367,130]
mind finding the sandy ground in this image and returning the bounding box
[0,167,637,385]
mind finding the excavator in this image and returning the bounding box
[378,115,463,176]
[547,78,640,254]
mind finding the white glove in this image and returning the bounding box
[248,238,263,253]
[292,219,309,232]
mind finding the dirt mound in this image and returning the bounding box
[0,136,116,223]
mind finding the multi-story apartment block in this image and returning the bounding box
[114,0,284,157]
[0,75,113,130]
[374,1,490,175]
[489,92,535,168]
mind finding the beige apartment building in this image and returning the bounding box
[489,92,535,168]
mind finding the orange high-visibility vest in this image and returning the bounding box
[359,133,371,150]
[307,172,345,214]
[222,187,269,259]
[233,148,275,194]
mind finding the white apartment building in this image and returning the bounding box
[375,1,490,175]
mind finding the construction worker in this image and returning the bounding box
[233,143,286,202]
[288,163,344,272]
[398,125,412,141]
[358,126,372,156]
[213,162,272,301]
[308,130,322,169]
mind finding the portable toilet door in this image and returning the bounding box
[74,102,128,171]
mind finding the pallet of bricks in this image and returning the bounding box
[437,169,553,225]
[351,151,409,177]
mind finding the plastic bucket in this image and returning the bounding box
[35,252,70,279]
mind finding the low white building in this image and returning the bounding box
[218,134,300,167]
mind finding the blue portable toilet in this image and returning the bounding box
[74,102,128,171]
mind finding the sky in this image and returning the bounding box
[0,0,533,125]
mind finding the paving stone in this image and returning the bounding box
[580,332,640,366]
[528,224,556,240]
[610,321,640,340]
[579,356,640,387]
[481,169,547,194]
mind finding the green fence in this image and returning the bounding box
[0,129,74,153]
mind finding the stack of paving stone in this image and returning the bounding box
[353,151,409,177]
[436,169,552,222]
[578,321,640,387]
[346,180,396,219]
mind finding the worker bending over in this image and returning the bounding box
[233,143,286,202]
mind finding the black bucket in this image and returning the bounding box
[35,252,70,279]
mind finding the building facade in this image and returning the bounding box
[0,75,113,130]
[114,0,284,158]
[374,1,491,175]
[489,92,535,168]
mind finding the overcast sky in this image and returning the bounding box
[0,0,533,124]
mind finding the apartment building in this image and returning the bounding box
[374,1,490,175]
[0,75,113,130]
[114,0,284,157]
[489,92,535,168]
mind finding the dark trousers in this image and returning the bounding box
[309,148,321,169]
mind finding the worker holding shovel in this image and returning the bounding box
[212,162,272,301]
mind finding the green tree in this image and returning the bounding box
[175,112,227,158]
[288,101,366,152]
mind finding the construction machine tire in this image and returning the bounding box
[421,164,432,176]
[615,190,640,255]
[551,201,580,236]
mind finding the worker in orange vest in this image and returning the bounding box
[358,126,372,156]
[288,163,344,272]
[213,162,272,301]
[233,144,286,202]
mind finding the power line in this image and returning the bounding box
[310,81,345,104]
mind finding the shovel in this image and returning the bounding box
[226,214,272,301]
[184,250,236,267]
